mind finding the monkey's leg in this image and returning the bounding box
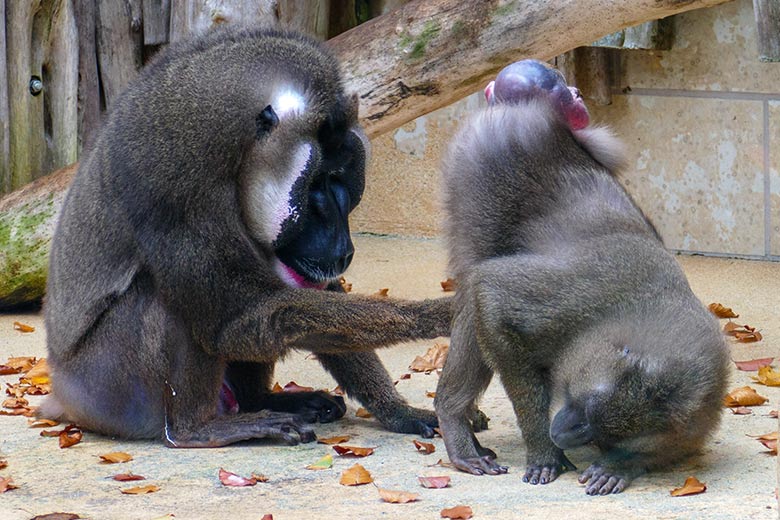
[317,351,438,438]
[225,361,346,423]
[435,290,505,475]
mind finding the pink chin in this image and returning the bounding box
[279,262,329,290]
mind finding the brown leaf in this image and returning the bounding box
[252,473,269,483]
[709,303,738,318]
[731,406,753,415]
[13,321,35,333]
[23,358,50,381]
[332,445,375,457]
[339,276,352,293]
[723,322,762,342]
[0,407,34,417]
[271,382,283,393]
[441,505,473,519]
[413,440,436,454]
[3,356,36,373]
[28,418,59,428]
[769,410,778,418]
[99,452,133,464]
[735,330,763,343]
[339,463,373,486]
[282,381,314,393]
[374,288,389,297]
[0,459,7,470]
[317,435,351,445]
[418,475,451,488]
[670,476,707,497]
[261,515,273,520]
[112,473,146,482]
[752,366,780,387]
[40,429,62,437]
[427,459,454,468]
[748,431,779,441]
[426,391,437,398]
[356,407,373,418]
[734,358,774,371]
[219,468,258,487]
[399,373,411,380]
[3,396,29,409]
[59,424,83,448]
[30,514,82,520]
[723,386,768,407]
[378,487,420,503]
[332,385,344,396]
[0,477,18,493]
[0,365,20,375]
[409,343,449,373]
[120,484,160,495]
[440,278,457,292]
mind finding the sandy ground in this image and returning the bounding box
[0,234,778,520]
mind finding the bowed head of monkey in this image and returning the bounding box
[434,59,729,495]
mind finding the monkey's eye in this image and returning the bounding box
[255,105,279,138]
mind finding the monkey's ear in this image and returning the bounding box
[256,105,279,139]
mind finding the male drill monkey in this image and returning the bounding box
[42,28,450,447]
[434,60,729,495]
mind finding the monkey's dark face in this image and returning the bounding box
[240,86,367,288]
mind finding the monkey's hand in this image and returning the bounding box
[259,391,347,424]
[578,460,644,495]
[523,451,576,485]
[373,404,439,438]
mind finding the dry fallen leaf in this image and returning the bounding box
[28,418,59,428]
[723,386,768,407]
[378,487,420,504]
[3,396,29,409]
[440,278,457,292]
[731,406,753,415]
[356,407,373,418]
[283,381,315,393]
[120,484,160,495]
[441,505,473,519]
[13,321,35,333]
[409,343,449,373]
[753,366,780,387]
[112,473,146,482]
[426,391,437,398]
[339,276,352,293]
[148,515,175,520]
[306,453,333,470]
[261,515,273,520]
[332,385,344,396]
[45,424,83,449]
[734,358,774,371]
[219,468,258,487]
[0,476,17,493]
[30,514,82,520]
[332,445,375,457]
[252,473,269,483]
[317,435,351,445]
[271,382,284,393]
[399,373,411,380]
[3,356,36,373]
[670,476,707,497]
[413,440,436,455]
[0,365,18,376]
[418,475,451,488]
[427,459,455,469]
[23,358,50,383]
[374,288,390,297]
[0,458,7,470]
[749,432,778,455]
[769,410,779,418]
[99,452,133,464]
[339,463,373,486]
[709,303,738,319]
[723,322,763,342]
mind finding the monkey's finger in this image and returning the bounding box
[585,475,610,495]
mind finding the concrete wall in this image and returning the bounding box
[351,0,780,261]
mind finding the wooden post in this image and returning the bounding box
[753,0,780,62]
[96,0,144,109]
[0,0,10,193]
[169,0,278,43]
[76,0,102,152]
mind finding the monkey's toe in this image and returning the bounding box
[579,464,629,495]
[523,457,573,485]
[453,456,507,476]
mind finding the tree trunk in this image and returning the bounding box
[0,0,733,308]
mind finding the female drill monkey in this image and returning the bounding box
[435,60,729,495]
[42,28,450,447]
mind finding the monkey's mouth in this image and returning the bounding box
[274,260,329,290]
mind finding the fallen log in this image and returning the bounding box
[0,0,732,308]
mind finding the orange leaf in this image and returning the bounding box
[99,452,133,464]
[30,514,82,520]
[356,407,373,418]
[735,330,762,343]
[753,366,780,387]
[332,445,375,457]
[723,386,768,407]
[378,487,420,503]
[252,473,269,483]
[731,406,753,415]
[0,365,20,375]
[399,373,411,380]
[441,505,473,519]
[271,382,283,393]
[413,440,436,455]
[409,343,449,373]
[219,468,257,487]
[734,358,774,371]
[670,476,707,497]
[282,381,314,393]
[418,475,451,488]
[339,463,373,486]
[261,515,273,520]
[23,358,50,381]
[339,276,352,293]
[374,288,389,297]
[58,424,83,448]
[3,357,36,373]
[331,385,344,396]
[120,484,160,495]
[440,278,457,292]
[426,391,437,398]
[0,476,17,493]
[13,321,35,333]
[28,418,59,428]
[317,435,351,445]
[709,303,738,318]
[3,397,29,409]
[0,459,6,470]
[749,432,779,454]
[112,473,146,482]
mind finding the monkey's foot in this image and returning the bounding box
[376,405,438,438]
[452,455,508,476]
[523,454,576,485]
[259,391,346,424]
[578,463,630,495]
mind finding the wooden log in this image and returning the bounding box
[0,0,10,193]
[96,0,143,109]
[753,0,780,62]
[75,0,102,152]
[0,0,734,307]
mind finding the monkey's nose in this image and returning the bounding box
[337,251,354,274]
